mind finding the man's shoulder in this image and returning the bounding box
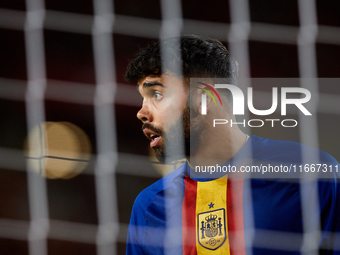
[251,135,338,165]
[132,162,187,210]
[127,163,187,254]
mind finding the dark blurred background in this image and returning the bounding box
[0,0,340,254]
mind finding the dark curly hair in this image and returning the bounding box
[125,34,238,84]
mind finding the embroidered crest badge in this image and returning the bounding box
[197,208,226,250]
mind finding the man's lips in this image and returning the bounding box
[143,128,162,147]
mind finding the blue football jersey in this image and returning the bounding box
[126,135,340,254]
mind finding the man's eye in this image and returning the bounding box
[154,92,162,100]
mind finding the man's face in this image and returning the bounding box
[137,73,201,162]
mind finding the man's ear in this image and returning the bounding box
[194,87,215,115]
[191,88,202,114]
[205,90,215,113]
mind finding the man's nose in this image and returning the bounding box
[137,104,153,123]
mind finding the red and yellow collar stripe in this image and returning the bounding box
[182,174,245,255]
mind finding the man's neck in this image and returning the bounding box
[187,123,247,169]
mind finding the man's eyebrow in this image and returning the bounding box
[136,81,165,91]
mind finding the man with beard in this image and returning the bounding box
[125,34,340,254]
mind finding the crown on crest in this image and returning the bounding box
[205,214,217,222]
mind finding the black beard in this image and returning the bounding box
[151,105,203,163]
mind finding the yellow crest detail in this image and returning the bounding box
[197,208,226,250]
